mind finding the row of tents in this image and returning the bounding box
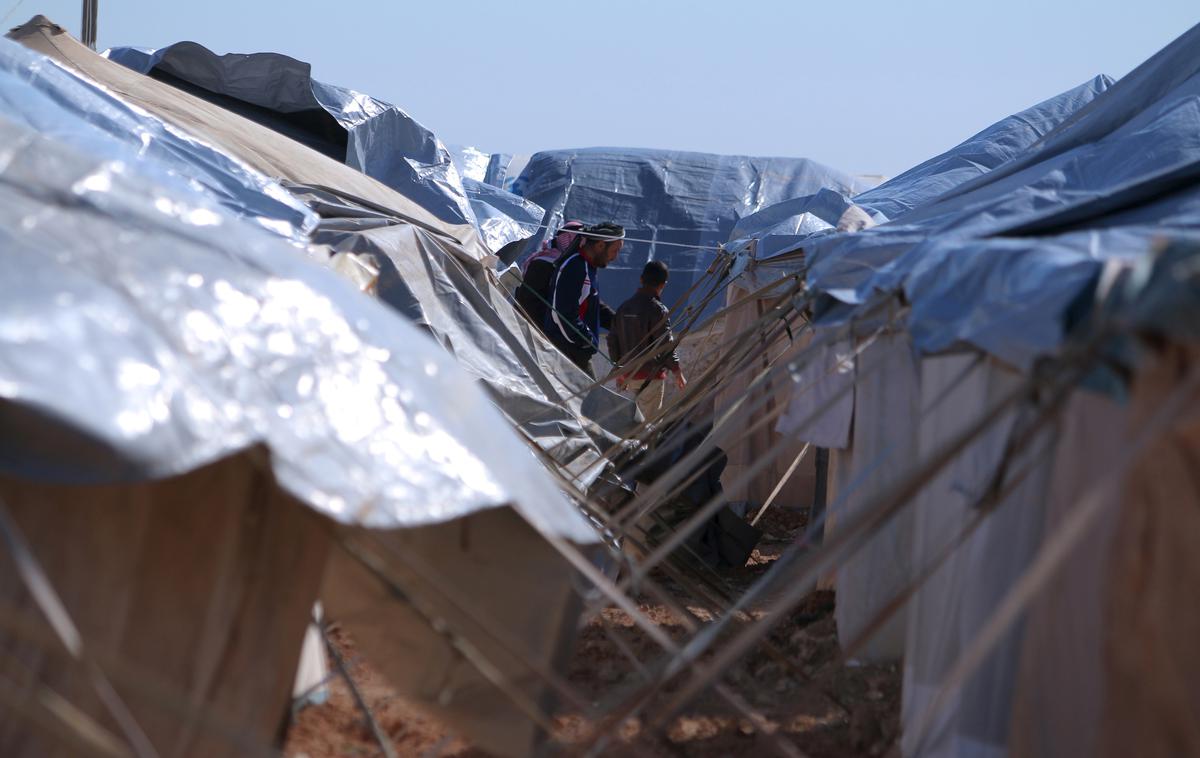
[698,19,1200,758]
[0,11,1198,758]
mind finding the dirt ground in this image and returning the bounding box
[284,507,901,757]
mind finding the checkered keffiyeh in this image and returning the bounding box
[522,220,584,273]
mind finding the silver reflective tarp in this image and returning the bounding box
[12,17,634,495]
[107,41,543,254]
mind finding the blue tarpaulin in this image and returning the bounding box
[515,147,874,314]
[852,76,1113,222]
[723,21,1200,370]
[723,75,1113,275]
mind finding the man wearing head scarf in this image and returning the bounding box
[515,221,584,333]
[546,222,624,375]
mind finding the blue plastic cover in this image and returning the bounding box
[107,42,540,254]
[917,23,1200,215]
[901,228,1157,369]
[851,75,1113,222]
[722,75,1112,276]
[725,188,887,260]
[733,21,1200,369]
[515,147,873,315]
[16,17,632,498]
[0,35,595,541]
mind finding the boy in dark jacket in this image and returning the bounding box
[545,223,623,375]
[607,260,687,420]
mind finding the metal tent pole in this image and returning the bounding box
[81,0,98,49]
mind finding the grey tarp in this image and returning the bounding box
[291,184,636,486]
[33,29,498,262]
[462,176,546,258]
[514,147,874,315]
[1,39,316,242]
[720,75,1111,270]
[725,187,886,260]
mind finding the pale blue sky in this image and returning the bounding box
[16,0,1200,176]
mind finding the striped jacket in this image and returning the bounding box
[545,250,613,365]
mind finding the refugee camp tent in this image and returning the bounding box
[734,18,1200,756]
[107,41,544,254]
[712,76,1117,578]
[1,21,618,756]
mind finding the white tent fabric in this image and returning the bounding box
[829,332,920,660]
[775,331,857,449]
[1007,388,1128,758]
[900,356,1055,758]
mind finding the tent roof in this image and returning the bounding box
[0,29,597,542]
[9,16,491,262]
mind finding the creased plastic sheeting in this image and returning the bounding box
[106,41,538,254]
[515,147,872,315]
[0,114,596,543]
[462,177,546,258]
[724,75,1111,290]
[789,36,1200,374]
[725,188,886,261]
[919,23,1200,215]
[485,153,530,193]
[899,229,1151,370]
[448,145,491,182]
[106,41,473,226]
[284,184,635,489]
[0,38,316,242]
[892,91,1200,241]
[16,18,490,262]
[808,86,1200,307]
[852,76,1113,222]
